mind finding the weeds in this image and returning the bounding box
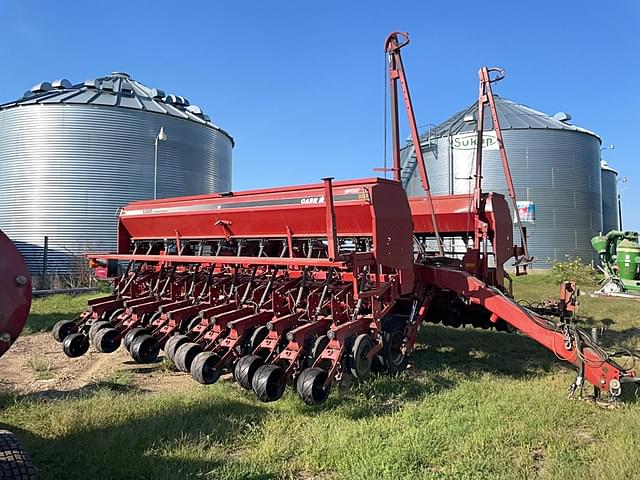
[93,370,134,392]
[550,256,602,285]
[25,355,53,381]
[158,358,178,374]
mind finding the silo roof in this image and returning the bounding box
[601,160,618,175]
[422,96,600,143]
[0,71,234,145]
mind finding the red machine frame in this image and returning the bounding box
[50,31,638,406]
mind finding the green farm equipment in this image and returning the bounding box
[592,230,640,297]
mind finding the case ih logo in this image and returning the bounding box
[300,196,325,204]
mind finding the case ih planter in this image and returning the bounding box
[52,32,639,406]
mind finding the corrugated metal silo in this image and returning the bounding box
[600,161,619,234]
[0,72,234,275]
[400,96,602,268]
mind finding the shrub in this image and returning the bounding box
[550,257,601,285]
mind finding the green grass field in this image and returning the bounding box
[2,275,640,479]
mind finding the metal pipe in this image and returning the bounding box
[153,137,158,200]
[33,287,100,297]
[618,193,623,230]
[323,177,338,261]
[258,267,279,310]
[42,236,49,289]
[313,267,334,320]
[385,32,444,256]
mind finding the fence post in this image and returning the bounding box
[42,236,49,289]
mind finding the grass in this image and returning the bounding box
[25,293,103,334]
[93,370,135,392]
[25,356,53,381]
[3,274,640,479]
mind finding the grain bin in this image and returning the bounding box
[401,96,602,268]
[600,161,620,234]
[0,72,233,275]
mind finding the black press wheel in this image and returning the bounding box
[190,351,222,385]
[249,326,269,352]
[109,308,126,323]
[164,334,190,362]
[52,320,76,342]
[123,327,148,352]
[379,315,409,374]
[184,315,202,334]
[296,367,331,406]
[173,342,203,372]
[233,354,264,390]
[62,333,90,358]
[350,333,374,380]
[252,364,286,402]
[88,320,111,344]
[310,335,330,364]
[130,334,160,364]
[0,430,36,479]
[145,311,162,325]
[94,328,121,354]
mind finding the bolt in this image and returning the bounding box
[0,333,10,343]
[15,275,27,287]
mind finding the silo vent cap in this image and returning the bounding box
[165,94,188,106]
[150,88,165,99]
[553,112,572,123]
[186,105,204,115]
[101,80,115,92]
[52,79,72,89]
[30,82,52,93]
[111,72,131,79]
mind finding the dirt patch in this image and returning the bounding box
[574,428,594,442]
[0,332,196,397]
[531,446,545,476]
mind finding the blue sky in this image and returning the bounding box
[1,1,638,229]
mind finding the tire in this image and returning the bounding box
[130,334,160,364]
[62,333,90,358]
[350,334,374,379]
[310,335,329,364]
[249,326,269,352]
[145,311,161,325]
[233,355,264,390]
[296,367,331,406]
[52,320,76,342]
[94,328,121,354]
[164,335,190,363]
[252,364,286,402]
[184,316,201,333]
[173,342,203,372]
[379,316,409,374]
[124,327,147,352]
[0,430,35,479]
[109,308,126,323]
[190,351,222,385]
[88,320,111,344]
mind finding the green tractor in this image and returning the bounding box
[591,230,640,296]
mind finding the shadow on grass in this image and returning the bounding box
[295,323,571,420]
[24,313,76,335]
[0,380,144,407]
[1,393,275,480]
[2,323,637,478]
